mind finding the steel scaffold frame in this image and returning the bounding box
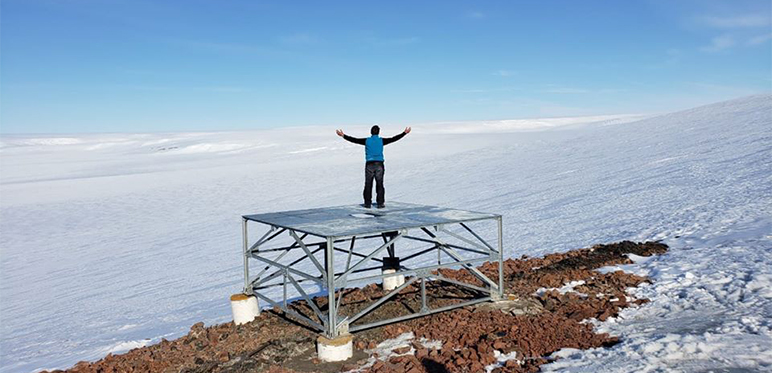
[241,214,503,338]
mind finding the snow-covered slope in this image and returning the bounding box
[1,95,770,372]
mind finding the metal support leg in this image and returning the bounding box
[420,276,428,313]
[242,218,250,294]
[283,269,288,308]
[384,231,398,258]
[497,216,504,299]
[326,237,337,338]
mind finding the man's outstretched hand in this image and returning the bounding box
[404,127,412,134]
[336,129,344,137]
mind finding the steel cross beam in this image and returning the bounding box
[241,213,503,338]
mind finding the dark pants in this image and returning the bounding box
[363,161,385,206]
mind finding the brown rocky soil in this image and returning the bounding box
[45,240,667,373]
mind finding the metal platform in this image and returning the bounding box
[241,202,503,338]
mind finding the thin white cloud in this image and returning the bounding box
[683,81,759,96]
[450,87,520,93]
[451,89,489,93]
[118,68,156,75]
[540,86,626,94]
[747,33,772,46]
[207,86,249,93]
[123,85,249,93]
[489,97,596,116]
[492,70,516,77]
[123,85,174,91]
[171,39,291,58]
[542,87,590,94]
[458,97,493,104]
[698,14,771,29]
[373,37,419,46]
[177,40,257,53]
[646,48,684,69]
[468,11,485,19]
[700,34,736,52]
[693,12,772,53]
[279,33,318,44]
[597,88,628,94]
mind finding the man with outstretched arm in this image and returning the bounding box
[336,125,411,209]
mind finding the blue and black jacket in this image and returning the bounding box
[343,132,407,162]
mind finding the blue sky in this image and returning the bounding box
[1,0,770,133]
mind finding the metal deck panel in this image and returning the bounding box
[243,202,499,237]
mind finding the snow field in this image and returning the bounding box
[1,95,770,372]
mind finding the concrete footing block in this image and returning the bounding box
[317,334,353,362]
[230,293,259,325]
[382,269,406,291]
[382,257,405,291]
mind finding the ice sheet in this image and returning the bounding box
[1,95,770,372]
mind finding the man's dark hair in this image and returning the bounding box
[371,125,380,135]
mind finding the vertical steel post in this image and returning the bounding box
[497,216,504,299]
[326,237,336,337]
[435,225,442,266]
[420,276,428,312]
[386,231,397,258]
[242,218,250,293]
[283,269,288,308]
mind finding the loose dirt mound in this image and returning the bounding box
[46,241,667,373]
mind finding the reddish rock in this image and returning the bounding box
[493,340,507,350]
[341,363,359,371]
[216,350,229,362]
[43,241,666,373]
[393,346,411,354]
